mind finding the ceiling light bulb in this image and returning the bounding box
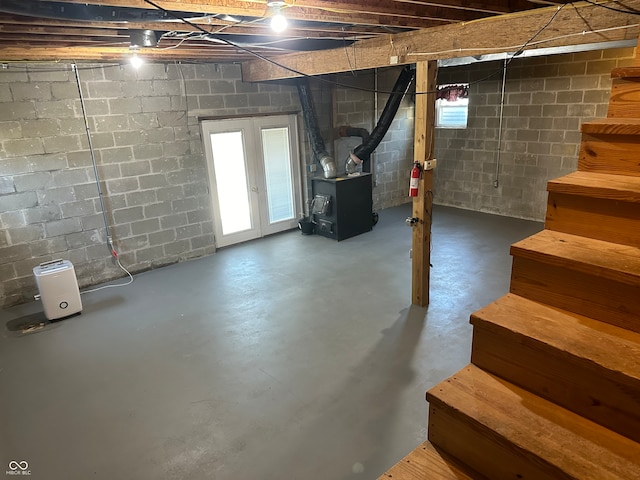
[269,4,287,33]
[130,54,143,69]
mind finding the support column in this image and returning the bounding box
[412,61,437,307]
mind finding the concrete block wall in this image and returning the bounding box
[0,62,301,308]
[333,67,415,210]
[433,47,637,221]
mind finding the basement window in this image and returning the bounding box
[435,84,469,129]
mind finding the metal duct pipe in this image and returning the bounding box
[296,78,337,178]
[346,66,415,174]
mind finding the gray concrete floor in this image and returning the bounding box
[0,204,541,480]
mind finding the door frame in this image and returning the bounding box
[201,114,303,248]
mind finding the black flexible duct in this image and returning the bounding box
[296,78,337,178]
[347,66,415,173]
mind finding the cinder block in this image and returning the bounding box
[114,131,148,146]
[35,100,77,119]
[1,211,26,228]
[60,199,96,218]
[224,94,249,108]
[184,80,210,94]
[135,245,164,263]
[0,191,37,213]
[0,176,15,194]
[171,196,198,213]
[176,224,202,240]
[0,102,36,121]
[8,224,45,245]
[144,201,172,217]
[131,218,160,235]
[148,229,176,246]
[162,141,189,157]
[151,158,180,173]
[138,174,168,190]
[113,206,144,223]
[135,64,168,81]
[80,213,105,231]
[147,127,175,143]
[13,172,53,191]
[20,118,60,137]
[81,132,115,149]
[163,239,189,256]
[0,121,22,139]
[93,115,130,132]
[122,80,152,98]
[132,144,162,160]
[101,146,133,164]
[0,244,31,263]
[83,99,109,115]
[45,217,82,237]
[120,161,151,177]
[141,96,171,113]
[157,112,186,127]
[151,80,181,96]
[43,135,81,154]
[4,138,45,156]
[107,177,139,194]
[129,113,160,130]
[108,97,142,114]
[190,234,214,250]
[87,81,123,98]
[51,82,80,100]
[52,168,90,187]
[160,212,188,229]
[11,83,52,102]
[125,190,157,207]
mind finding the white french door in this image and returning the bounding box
[202,115,302,248]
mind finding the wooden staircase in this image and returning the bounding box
[379,66,640,478]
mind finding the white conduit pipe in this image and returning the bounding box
[494,58,507,188]
[72,64,114,251]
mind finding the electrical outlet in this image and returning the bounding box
[424,159,437,170]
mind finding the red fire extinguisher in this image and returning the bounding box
[409,161,421,197]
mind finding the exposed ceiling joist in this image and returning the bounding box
[241,1,640,81]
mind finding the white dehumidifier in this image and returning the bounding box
[33,259,83,320]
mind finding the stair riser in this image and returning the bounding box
[579,133,640,176]
[427,400,568,480]
[471,325,640,443]
[510,257,640,333]
[546,192,640,248]
[608,78,640,118]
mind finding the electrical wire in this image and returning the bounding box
[581,0,640,14]
[80,256,134,294]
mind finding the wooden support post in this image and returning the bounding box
[412,61,437,307]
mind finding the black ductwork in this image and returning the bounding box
[296,78,337,178]
[346,66,415,174]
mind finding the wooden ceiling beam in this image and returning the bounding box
[242,1,640,81]
[50,0,509,27]
[0,15,394,40]
[0,45,275,62]
[53,0,549,16]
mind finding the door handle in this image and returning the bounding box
[251,186,258,192]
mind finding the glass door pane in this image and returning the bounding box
[261,127,295,224]
[209,131,252,235]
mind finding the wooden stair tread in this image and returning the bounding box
[377,441,483,480]
[427,365,640,480]
[581,118,640,135]
[547,171,640,202]
[611,66,640,79]
[510,230,640,284]
[471,293,640,381]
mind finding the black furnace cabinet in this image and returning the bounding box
[311,173,373,241]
